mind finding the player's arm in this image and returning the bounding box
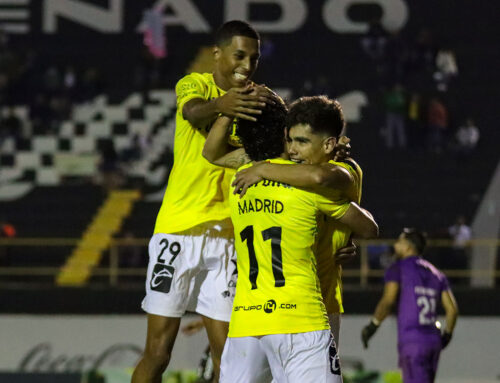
[361,281,399,348]
[232,162,353,197]
[202,115,250,169]
[336,202,379,239]
[441,289,459,348]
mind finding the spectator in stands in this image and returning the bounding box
[407,91,425,150]
[42,65,62,97]
[408,27,436,74]
[382,83,407,149]
[49,94,72,132]
[361,18,388,64]
[97,139,123,191]
[120,134,143,164]
[0,29,21,105]
[383,30,409,83]
[81,67,103,101]
[455,118,480,159]
[0,107,23,142]
[434,46,458,92]
[447,215,471,284]
[30,94,52,135]
[427,97,448,153]
[63,66,77,101]
[259,36,276,61]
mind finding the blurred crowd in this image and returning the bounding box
[0,29,104,140]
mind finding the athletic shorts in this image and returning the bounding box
[141,220,236,322]
[399,342,441,383]
[328,313,341,350]
[220,330,342,383]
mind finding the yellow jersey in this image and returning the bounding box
[316,159,363,315]
[228,158,351,337]
[154,72,236,234]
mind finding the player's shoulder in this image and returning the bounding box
[386,258,402,274]
[176,72,212,89]
[329,158,362,178]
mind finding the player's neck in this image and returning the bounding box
[212,71,231,91]
[401,252,418,259]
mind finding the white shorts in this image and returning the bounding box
[329,313,341,350]
[141,221,236,322]
[220,330,342,383]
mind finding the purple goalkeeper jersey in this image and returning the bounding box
[385,255,450,346]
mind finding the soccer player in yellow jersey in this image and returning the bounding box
[132,21,276,383]
[231,96,364,349]
[205,96,364,354]
[209,101,378,382]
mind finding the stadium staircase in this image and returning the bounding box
[56,189,140,286]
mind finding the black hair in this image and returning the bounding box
[237,100,288,162]
[402,228,427,254]
[287,95,345,138]
[215,20,260,47]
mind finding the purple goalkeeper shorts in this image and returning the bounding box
[398,342,441,383]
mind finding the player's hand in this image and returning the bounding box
[215,85,267,122]
[232,164,264,197]
[181,319,204,336]
[361,320,379,349]
[441,331,452,349]
[251,84,280,105]
[334,241,357,265]
[333,136,351,162]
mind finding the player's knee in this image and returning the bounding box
[143,338,172,371]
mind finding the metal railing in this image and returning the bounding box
[0,238,498,287]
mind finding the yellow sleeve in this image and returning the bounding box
[175,73,207,118]
[315,193,351,220]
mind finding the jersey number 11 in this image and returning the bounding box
[240,225,285,290]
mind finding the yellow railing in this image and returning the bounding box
[0,238,499,287]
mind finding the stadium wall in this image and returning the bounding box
[0,314,498,383]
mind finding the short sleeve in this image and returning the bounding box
[384,262,401,283]
[315,193,350,220]
[175,74,207,118]
[440,273,451,292]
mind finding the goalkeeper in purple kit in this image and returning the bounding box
[361,228,458,383]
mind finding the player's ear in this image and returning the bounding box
[324,137,337,154]
[213,46,221,61]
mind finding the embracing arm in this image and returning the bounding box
[183,97,224,130]
[232,162,353,197]
[184,85,275,129]
[202,115,249,169]
[202,115,233,163]
[337,202,379,239]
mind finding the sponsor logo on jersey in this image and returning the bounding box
[264,299,277,313]
[233,300,297,313]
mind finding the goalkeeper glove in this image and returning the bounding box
[361,319,379,349]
